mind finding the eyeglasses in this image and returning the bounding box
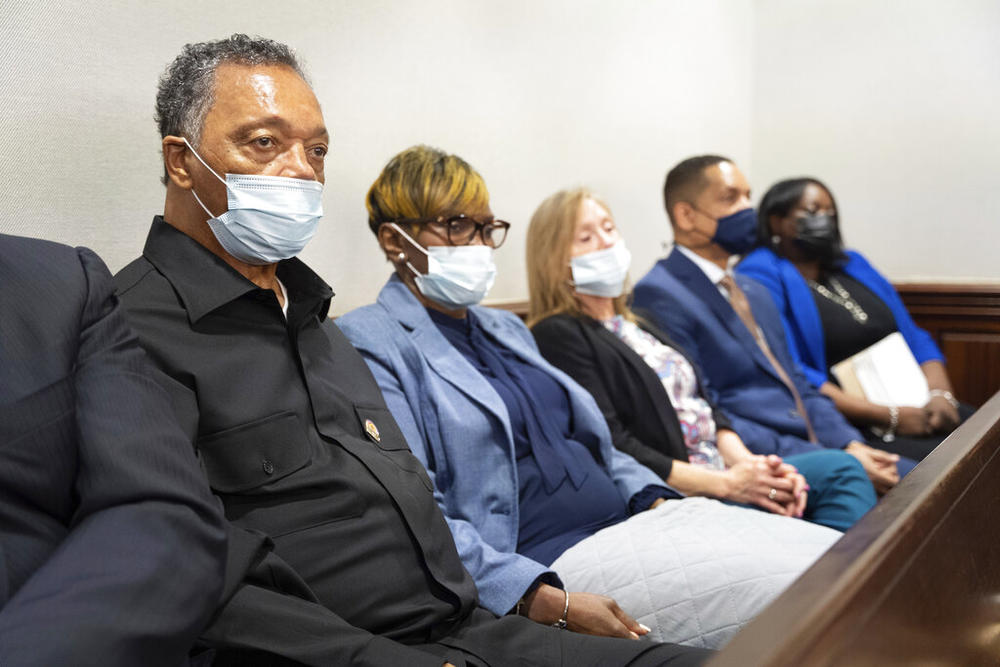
[390,214,511,249]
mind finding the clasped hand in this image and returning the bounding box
[925,395,960,432]
[725,455,807,518]
[845,441,899,494]
[897,397,959,437]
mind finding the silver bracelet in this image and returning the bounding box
[929,389,960,409]
[883,405,899,443]
[552,589,569,629]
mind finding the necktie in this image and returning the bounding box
[719,275,818,443]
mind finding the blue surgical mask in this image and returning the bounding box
[570,240,631,298]
[710,207,757,255]
[390,223,497,309]
[184,138,323,265]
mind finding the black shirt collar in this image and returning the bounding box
[142,216,334,323]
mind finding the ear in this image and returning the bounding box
[672,201,697,233]
[377,223,405,261]
[163,136,193,189]
[378,223,428,276]
[767,213,783,236]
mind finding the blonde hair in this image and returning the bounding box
[366,145,490,233]
[525,187,633,328]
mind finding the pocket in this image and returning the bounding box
[197,411,311,494]
[352,405,433,491]
[352,405,410,451]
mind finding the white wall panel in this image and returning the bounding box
[0,0,753,313]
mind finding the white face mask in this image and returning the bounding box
[389,223,497,309]
[570,240,632,298]
[184,138,323,265]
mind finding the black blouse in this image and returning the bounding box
[811,272,897,369]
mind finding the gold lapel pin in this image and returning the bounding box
[364,418,381,443]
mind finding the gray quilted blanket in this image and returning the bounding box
[551,496,841,649]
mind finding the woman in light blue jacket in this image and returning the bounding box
[738,177,970,461]
[339,146,841,649]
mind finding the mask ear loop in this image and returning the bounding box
[182,137,230,220]
[387,222,428,278]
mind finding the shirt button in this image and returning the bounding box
[262,459,275,475]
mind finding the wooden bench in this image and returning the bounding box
[708,390,1000,666]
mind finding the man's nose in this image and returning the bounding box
[277,143,318,180]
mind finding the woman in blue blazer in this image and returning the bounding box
[738,178,970,461]
[339,145,840,649]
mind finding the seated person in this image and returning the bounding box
[115,34,705,666]
[633,155,915,495]
[339,145,842,650]
[737,177,973,461]
[0,233,226,666]
[525,187,877,532]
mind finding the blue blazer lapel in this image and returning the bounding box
[378,279,512,431]
[778,257,826,373]
[665,250,786,385]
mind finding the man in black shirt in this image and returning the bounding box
[115,34,708,666]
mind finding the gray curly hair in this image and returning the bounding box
[155,34,307,183]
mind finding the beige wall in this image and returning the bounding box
[751,0,1000,283]
[0,0,994,317]
[0,0,752,314]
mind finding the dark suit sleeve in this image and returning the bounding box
[532,317,676,479]
[0,248,227,667]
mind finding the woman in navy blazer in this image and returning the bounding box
[526,187,876,532]
[339,146,841,649]
[738,178,969,460]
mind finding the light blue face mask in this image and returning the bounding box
[183,138,324,265]
[389,223,497,309]
[570,240,632,297]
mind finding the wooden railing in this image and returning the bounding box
[708,390,1000,666]
[896,283,1000,408]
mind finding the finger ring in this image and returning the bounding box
[768,488,778,500]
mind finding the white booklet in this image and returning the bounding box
[830,332,929,407]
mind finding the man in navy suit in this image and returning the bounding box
[0,234,227,666]
[633,155,909,495]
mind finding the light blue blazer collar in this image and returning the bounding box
[375,275,621,469]
[375,276,514,446]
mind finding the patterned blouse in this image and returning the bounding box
[603,316,726,470]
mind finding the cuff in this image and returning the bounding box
[628,484,681,515]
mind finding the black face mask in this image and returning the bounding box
[793,214,841,259]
